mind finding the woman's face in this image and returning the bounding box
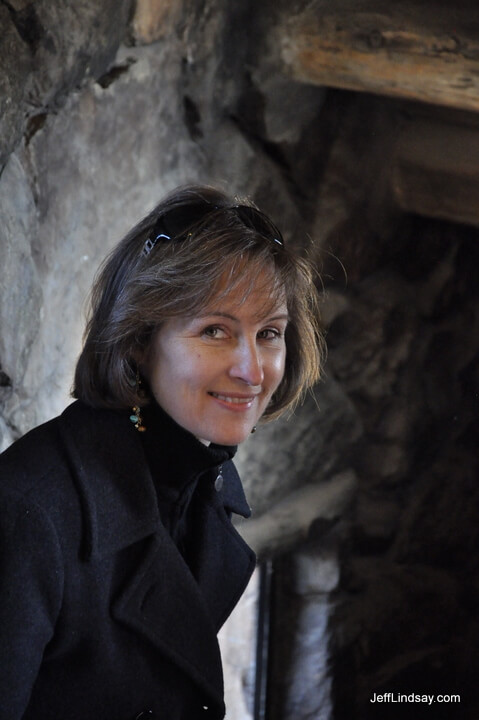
[142,275,288,445]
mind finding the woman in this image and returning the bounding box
[0,185,323,719]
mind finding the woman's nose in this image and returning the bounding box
[229,339,264,386]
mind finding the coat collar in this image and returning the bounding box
[140,400,235,494]
[58,401,251,560]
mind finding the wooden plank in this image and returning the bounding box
[392,114,479,226]
[280,0,479,113]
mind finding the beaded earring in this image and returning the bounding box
[129,370,146,432]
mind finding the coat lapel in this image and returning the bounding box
[192,475,256,631]
[112,530,225,705]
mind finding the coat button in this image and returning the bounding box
[214,472,223,491]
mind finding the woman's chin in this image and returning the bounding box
[202,425,255,446]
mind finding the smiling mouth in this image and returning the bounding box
[209,392,256,404]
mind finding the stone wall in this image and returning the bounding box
[237,91,479,719]
[1,0,197,444]
[1,2,478,719]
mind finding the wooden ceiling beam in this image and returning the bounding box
[280,0,479,113]
[392,112,479,227]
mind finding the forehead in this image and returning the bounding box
[204,263,287,318]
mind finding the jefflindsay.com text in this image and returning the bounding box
[370,693,460,705]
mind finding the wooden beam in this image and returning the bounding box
[392,111,479,226]
[280,0,479,113]
[239,472,356,558]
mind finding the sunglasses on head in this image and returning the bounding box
[142,202,284,257]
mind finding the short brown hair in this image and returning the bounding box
[73,185,325,419]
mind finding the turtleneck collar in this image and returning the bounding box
[141,401,237,494]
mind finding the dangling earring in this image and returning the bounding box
[251,426,257,434]
[130,405,146,432]
[130,370,146,432]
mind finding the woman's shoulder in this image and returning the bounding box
[0,401,148,562]
[0,414,63,482]
[0,408,83,553]
[0,401,98,508]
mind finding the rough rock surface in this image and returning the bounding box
[0,0,133,170]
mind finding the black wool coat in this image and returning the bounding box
[0,400,256,720]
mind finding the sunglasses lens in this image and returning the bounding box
[235,206,284,247]
[160,203,213,239]
[143,201,284,257]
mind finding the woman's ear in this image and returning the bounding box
[134,330,158,385]
[130,348,149,384]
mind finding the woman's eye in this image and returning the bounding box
[258,328,281,340]
[203,326,226,338]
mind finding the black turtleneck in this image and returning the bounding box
[140,401,237,560]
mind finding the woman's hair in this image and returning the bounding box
[73,184,325,420]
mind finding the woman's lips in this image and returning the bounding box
[209,391,258,409]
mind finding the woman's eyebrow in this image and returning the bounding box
[263,313,290,323]
[201,311,238,321]
[199,311,290,323]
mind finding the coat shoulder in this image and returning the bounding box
[0,405,84,545]
[0,414,66,493]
